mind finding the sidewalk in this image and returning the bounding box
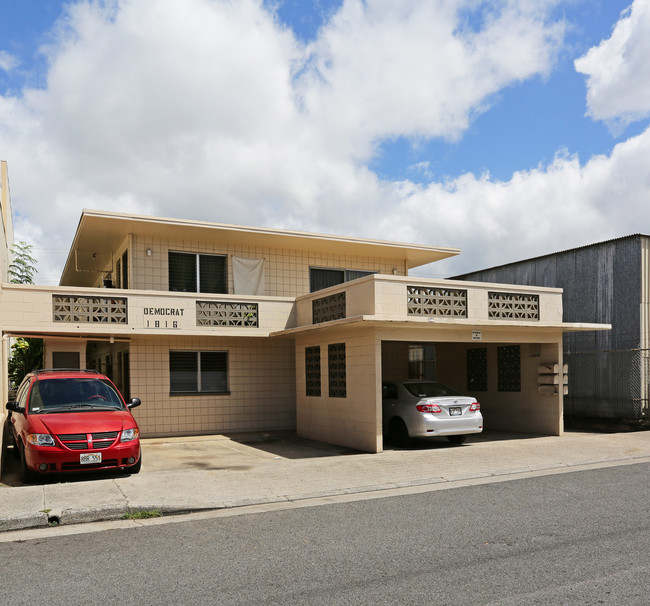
[1,430,649,533]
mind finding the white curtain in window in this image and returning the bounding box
[232,256,265,295]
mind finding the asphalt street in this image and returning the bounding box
[2,462,648,605]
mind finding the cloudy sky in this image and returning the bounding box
[1,0,649,284]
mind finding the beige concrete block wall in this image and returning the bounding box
[0,284,295,335]
[299,276,564,324]
[43,340,87,369]
[377,277,564,323]
[129,233,404,297]
[436,341,563,435]
[296,328,382,453]
[295,277,377,326]
[129,335,296,437]
[0,285,55,329]
[374,277,409,316]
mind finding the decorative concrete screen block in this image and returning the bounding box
[196,301,258,327]
[312,292,346,324]
[467,348,488,392]
[328,343,346,398]
[305,346,321,397]
[497,345,521,392]
[407,286,467,317]
[488,292,539,321]
[53,295,128,323]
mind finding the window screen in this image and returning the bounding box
[310,268,345,292]
[52,351,81,369]
[170,351,228,394]
[169,252,227,293]
[121,250,128,289]
[200,351,228,392]
[169,252,197,292]
[309,268,375,292]
[199,254,227,293]
[115,258,121,289]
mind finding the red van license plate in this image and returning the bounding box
[80,453,102,464]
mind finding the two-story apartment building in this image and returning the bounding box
[0,209,608,454]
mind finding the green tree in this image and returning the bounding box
[7,241,42,386]
[9,240,38,284]
[8,338,43,388]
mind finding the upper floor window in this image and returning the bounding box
[169,252,227,293]
[309,267,375,293]
[115,250,128,289]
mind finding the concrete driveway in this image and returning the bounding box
[1,430,525,486]
[2,429,650,534]
[0,431,360,486]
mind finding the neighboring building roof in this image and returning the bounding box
[60,209,461,286]
[453,234,648,278]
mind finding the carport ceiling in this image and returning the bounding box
[60,210,461,286]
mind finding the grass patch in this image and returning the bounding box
[122,509,162,520]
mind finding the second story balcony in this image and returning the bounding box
[0,275,569,340]
[294,274,564,329]
[0,284,296,337]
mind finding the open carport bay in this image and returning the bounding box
[381,340,564,436]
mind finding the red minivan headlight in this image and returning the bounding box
[120,428,140,443]
[27,433,56,447]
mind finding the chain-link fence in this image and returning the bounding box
[564,348,649,420]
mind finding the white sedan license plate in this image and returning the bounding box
[80,453,102,465]
[449,407,462,416]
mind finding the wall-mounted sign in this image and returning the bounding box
[472,330,482,341]
[143,307,186,329]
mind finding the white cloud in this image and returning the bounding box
[406,127,650,277]
[296,0,565,159]
[575,0,650,129]
[0,51,19,73]
[1,0,648,286]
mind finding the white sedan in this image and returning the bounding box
[382,381,483,446]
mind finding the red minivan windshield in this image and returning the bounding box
[28,378,125,413]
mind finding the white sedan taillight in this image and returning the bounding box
[470,403,480,411]
[416,403,442,413]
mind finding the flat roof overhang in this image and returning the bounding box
[60,210,461,286]
[271,316,611,338]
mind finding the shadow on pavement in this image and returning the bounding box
[233,434,360,459]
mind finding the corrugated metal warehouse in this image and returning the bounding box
[455,235,650,421]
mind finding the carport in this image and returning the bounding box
[381,333,566,436]
[284,276,609,454]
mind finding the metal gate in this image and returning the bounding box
[564,348,649,420]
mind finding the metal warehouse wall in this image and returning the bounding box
[456,235,648,420]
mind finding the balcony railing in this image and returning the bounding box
[407,286,467,318]
[0,287,298,334]
[196,301,259,327]
[487,292,539,321]
[298,275,561,327]
[312,292,346,324]
[0,277,559,337]
[53,295,128,323]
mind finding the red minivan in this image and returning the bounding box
[6,369,142,481]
